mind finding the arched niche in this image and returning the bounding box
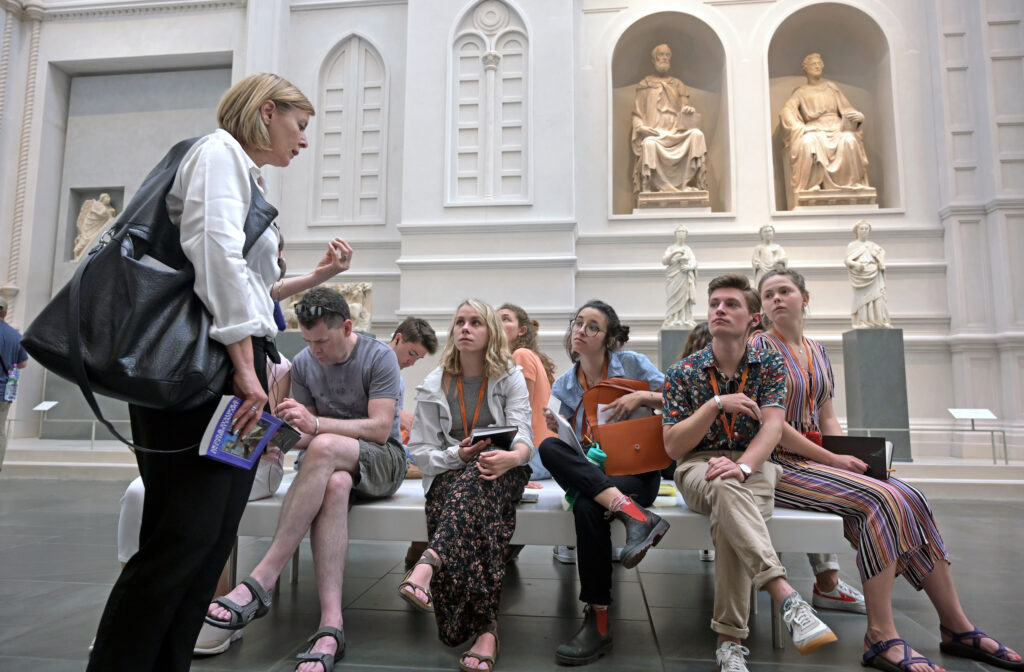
[611,12,730,215]
[768,3,899,211]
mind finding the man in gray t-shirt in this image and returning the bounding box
[207,288,405,664]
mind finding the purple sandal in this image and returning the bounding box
[862,636,936,672]
[940,625,1023,671]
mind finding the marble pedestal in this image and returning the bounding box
[659,328,692,370]
[793,187,877,207]
[635,190,710,210]
[842,328,912,462]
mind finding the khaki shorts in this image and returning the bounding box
[353,437,407,500]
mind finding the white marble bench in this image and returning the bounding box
[233,472,847,648]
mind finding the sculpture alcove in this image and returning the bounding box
[610,12,730,215]
[768,2,901,211]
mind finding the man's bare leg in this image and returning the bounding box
[209,435,360,622]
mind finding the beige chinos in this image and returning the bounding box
[676,449,787,639]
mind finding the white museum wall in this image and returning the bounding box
[0,0,1020,455]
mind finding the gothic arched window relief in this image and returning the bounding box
[316,35,388,225]
[448,0,530,204]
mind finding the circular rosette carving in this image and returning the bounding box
[473,0,510,35]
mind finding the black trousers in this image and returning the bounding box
[538,437,660,605]
[87,339,269,672]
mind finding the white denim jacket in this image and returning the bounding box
[409,365,534,492]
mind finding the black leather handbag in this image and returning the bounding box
[23,137,277,438]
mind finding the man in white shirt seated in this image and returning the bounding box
[206,287,406,670]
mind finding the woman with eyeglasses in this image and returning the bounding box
[87,74,352,672]
[755,269,1021,672]
[402,299,533,672]
[537,300,669,666]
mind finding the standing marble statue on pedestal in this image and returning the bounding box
[73,193,116,262]
[751,224,789,286]
[662,226,698,328]
[780,53,877,208]
[845,220,891,328]
[631,44,709,209]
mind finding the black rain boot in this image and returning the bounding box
[555,605,612,666]
[610,502,670,569]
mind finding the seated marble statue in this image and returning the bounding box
[72,193,116,262]
[631,44,707,197]
[845,220,891,328]
[751,224,789,286]
[780,53,870,194]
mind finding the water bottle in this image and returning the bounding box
[4,368,18,402]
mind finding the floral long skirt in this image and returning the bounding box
[424,462,530,646]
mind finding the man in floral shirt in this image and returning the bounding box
[662,274,836,672]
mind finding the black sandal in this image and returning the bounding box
[398,550,441,611]
[940,624,1024,670]
[204,576,272,630]
[862,635,937,672]
[459,621,499,672]
[295,626,344,672]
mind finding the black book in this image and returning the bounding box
[822,435,890,481]
[470,425,518,450]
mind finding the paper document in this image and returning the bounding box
[596,403,652,425]
[552,413,586,457]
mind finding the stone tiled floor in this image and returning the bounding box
[0,476,1019,671]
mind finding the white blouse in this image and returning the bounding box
[166,129,280,346]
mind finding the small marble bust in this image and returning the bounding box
[662,225,698,329]
[844,220,891,328]
[73,193,116,262]
[751,225,789,287]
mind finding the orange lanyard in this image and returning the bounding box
[576,360,609,392]
[575,360,608,442]
[772,328,816,426]
[457,375,488,437]
[708,367,750,438]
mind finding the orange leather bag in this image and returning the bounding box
[578,378,671,476]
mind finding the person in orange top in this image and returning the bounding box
[498,304,557,473]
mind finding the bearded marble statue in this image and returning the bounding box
[845,220,891,328]
[631,44,708,204]
[662,226,698,329]
[780,53,873,204]
[73,193,116,262]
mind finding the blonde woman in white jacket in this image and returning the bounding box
[401,299,532,672]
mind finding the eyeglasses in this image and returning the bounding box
[569,318,605,337]
[294,302,339,319]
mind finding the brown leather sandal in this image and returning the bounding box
[397,550,441,612]
[459,621,499,672]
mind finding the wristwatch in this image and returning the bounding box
[737,462,753,480]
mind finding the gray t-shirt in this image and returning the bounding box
[291,333,402,444]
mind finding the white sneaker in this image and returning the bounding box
[779,592,837,655]
[812,578,867,614]
[612,547,623,562]
[715,641,750,672]
[700,548,716,562]
[193,622,243,656]
[553,545,577,564]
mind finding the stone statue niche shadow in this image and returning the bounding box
[610,11,730,215]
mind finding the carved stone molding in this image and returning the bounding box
[20,0,244,21]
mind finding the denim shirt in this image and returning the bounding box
[550,350,665,438]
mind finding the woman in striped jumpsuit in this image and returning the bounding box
[754,269,1021,672]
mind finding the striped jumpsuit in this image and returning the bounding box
[751,332,948,588]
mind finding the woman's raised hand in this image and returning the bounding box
[312,238,353,281]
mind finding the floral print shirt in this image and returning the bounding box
[662,343,787,452]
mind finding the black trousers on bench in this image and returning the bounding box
[539,437,660,605]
